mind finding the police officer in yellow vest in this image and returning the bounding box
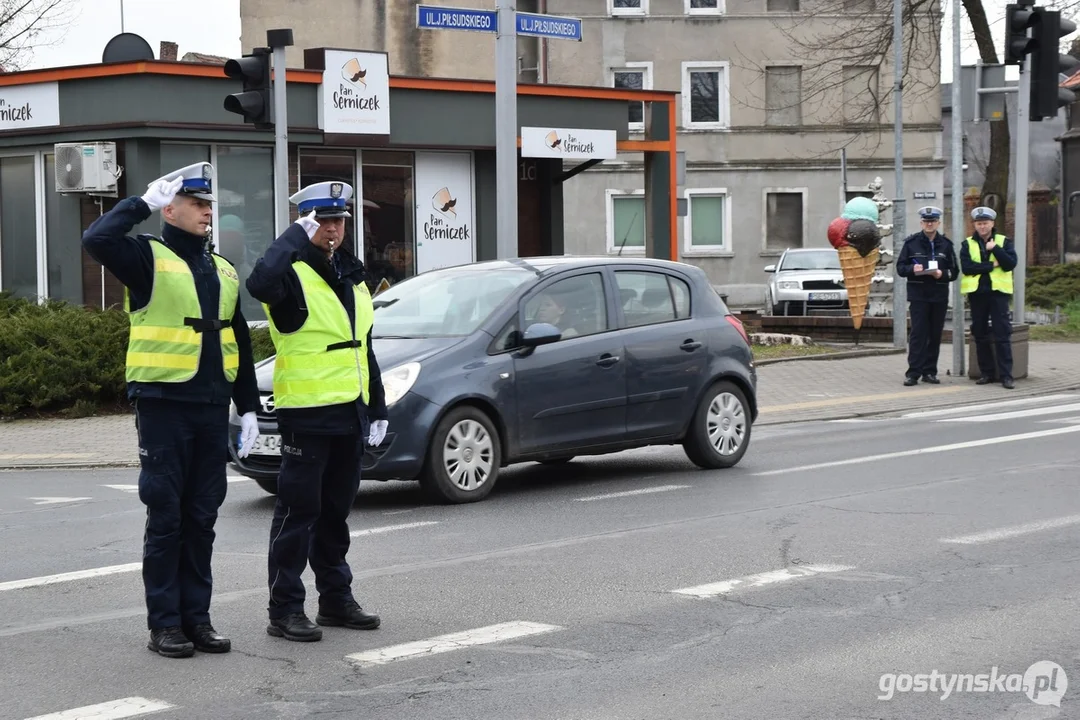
[246,181,388,642]
[81,162,261,658]
[960,206,1018,389]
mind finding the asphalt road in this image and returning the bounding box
[2,393,1080,719]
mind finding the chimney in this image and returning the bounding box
[159,41,178,61]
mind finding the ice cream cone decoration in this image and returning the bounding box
[827,199,883,331]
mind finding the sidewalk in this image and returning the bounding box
[3,341,1079,469]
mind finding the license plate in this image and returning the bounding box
[809,292,841,301]
[250,434,282,456]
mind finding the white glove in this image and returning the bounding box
[368,419,388,447]
[238,411,260,458]
[296,210,320,240]
[141,177,183,212]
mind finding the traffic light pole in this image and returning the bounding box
[268,30,293,238]
[495,0,518,259]
[892,0,907,350]
[1015,55,1031,326]
[950,0,965,377]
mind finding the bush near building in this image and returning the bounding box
[1026,263,1080,310]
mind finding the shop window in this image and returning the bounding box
[299,148,358,256]
[0,156,38,299]
[215,145,274,321]
[361,150,415,289]
[44,152,84,304]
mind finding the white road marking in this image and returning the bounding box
[0,563,142,593]
[940,514,1080,545]
[103,485,138,493]
[900,394,1079,419]
[1041,416,1080,425]
[345,621,561,667]
[753,425,1080,477]
[24,697,174,720]
[936,402,1080,423]
[575,485,690,502]
[672,564,853,598]
[28,497,90,506]
[350,521,439,537]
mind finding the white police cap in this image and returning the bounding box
[151,162,216,202]
[290,181,354,218]
[971,206,997,221]
[917,205,942,220]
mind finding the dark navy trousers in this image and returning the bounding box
[970,291,1014,381]
[906,300,949,379]
[134,398,229,630]
[267,431,362,620]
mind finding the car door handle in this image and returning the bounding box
[596,354,620,368]
[680,340,702,351]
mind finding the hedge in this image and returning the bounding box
[0,293,129,417]
[1026,263,1080,310]
[0,294,279,419]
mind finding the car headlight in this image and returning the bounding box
[778,281,800,290]
[381,362,421,407]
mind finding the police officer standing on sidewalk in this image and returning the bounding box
[896,206,960,386]
[81,163,262,658]
[960,206,1018,389]
[246,181,388,642]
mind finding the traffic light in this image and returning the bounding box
[1029,7,1080,121]
[1005,3,1037,65]
[224,48,272,128]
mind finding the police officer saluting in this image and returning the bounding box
[896,206,960,386]
[246,181,388,642]
[960,206,1018,389]
[81,163,262,658]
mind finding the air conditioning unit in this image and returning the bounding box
[54,142,119,194]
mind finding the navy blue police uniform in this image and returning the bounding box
[81,163,260,658]
[245,181,388,642]
[960,206,1018,388]
[896,206,960,385]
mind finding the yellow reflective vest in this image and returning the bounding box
[265,261,373,409]
[125,240,240,383]
[960,234,1013,295]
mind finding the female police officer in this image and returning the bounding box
[246,181,388,642]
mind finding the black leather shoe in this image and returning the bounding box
[185,623,231,653]
[1003,378,1015,389]
[904,376,918,387]
[317,600,381,630]
[267,613,323,642]
[921,374,940,384]
[976,376,993,385]
[147,626,194,658]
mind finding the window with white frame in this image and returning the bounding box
[687,0,723,13]
[684,189,731,253]
[764,189,806,252]
[682,62,730,128]
[606,189,646,254]
[612,63,652,131]
[610,0,647,15]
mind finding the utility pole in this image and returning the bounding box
[950,0,965,376]
[495,0,519,259]
[892,0,907,349]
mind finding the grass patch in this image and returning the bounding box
[751,344,839,361]
[1029,300,1080,342]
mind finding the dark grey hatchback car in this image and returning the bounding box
[229,256,758,504]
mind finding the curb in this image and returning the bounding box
[754,347,905,366]
[0,461,140,472]
[755,382,1080,426]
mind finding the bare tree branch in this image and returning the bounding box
[731,0,942,159]
[0,0,76,71]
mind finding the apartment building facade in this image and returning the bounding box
[241,0,945,291]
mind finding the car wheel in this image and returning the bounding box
[254,476,278,495]
[419,406,502,504]
[683,380,752,470]
[539,457,574,465]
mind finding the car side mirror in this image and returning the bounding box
[521,322,562,348]
[764,265,776,273]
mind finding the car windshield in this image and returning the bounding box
[780,250,840,271]
[371,266,534,338]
